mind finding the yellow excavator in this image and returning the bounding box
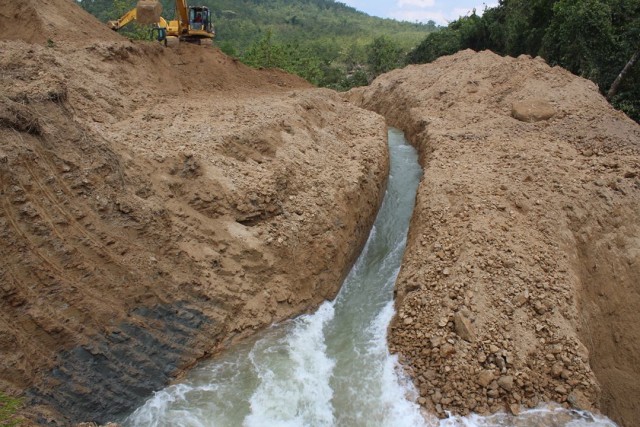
[108,0,214,46]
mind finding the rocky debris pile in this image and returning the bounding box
[348,49,640,425]
[391,235,599,417]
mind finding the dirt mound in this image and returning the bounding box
[0,0,121,45]
[0,1,389,424]
[348,50,640,425]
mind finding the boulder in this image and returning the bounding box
[511,100,555,122]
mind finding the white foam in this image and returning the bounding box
[126,383,214,427]
[435,405,618,427]
[244,302,337,427]
[369,302,427,427]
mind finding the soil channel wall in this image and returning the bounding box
[345,50,640,425]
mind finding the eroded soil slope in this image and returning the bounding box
[348,50,640,426]
[0,0,388,424]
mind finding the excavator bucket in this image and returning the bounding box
[136,0,163,25]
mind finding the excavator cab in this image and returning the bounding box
[188,6,212,33]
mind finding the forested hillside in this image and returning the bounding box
[406,0,640,122]
[79,0,435,88]
[80,0,639,122]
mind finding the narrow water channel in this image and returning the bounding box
[125,129,616,427]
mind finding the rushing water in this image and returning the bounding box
[125,129,616,427]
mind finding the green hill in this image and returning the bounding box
[79,0,437,88]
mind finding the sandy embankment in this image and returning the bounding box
[0,0,389,424]
[348,49,640,426]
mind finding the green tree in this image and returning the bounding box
[498,0,557,55]
[242,29,287,68]
[541,0,614,83]
[451,11,489,51]
[406,29,461,64]
[343,43,366,72]
[333,68,368,90]
[607,0,640,120]
[366,36,403,77]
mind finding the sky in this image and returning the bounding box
[339,0,498,25]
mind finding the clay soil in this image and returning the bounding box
[0,0,388,424]
[348,50,640,426]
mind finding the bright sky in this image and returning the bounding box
[340,0,498,25]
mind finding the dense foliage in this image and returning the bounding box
[407,0,640,122]
[79,0,435,89]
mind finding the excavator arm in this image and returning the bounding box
[107,8,137,31]
[174,0,190,32]
[107,8,168,32]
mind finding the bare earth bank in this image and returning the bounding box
[0,2,389,423]
[347,49,640,426]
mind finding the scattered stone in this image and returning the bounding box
[425,369,437,380]
[477,370,495,388]
[454,312,476,342]
[430,336,444,348]
[515,292,528,306]
[549,344,563,354]
[567,391,591,410]
[509,403,521,416]
[551,362,564,378]
[498,375,514,392]
[441,343,456,357]
[533,301,547,315]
